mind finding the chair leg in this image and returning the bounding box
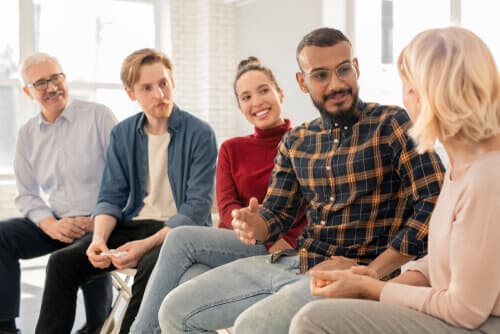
[99,270,135,334]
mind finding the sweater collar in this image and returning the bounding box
[253,118,291,139]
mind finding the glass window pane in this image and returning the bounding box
[96,88,138,121]
[0,87,19,169]
[35,0,155,83]
[354,0,449,106]
[0,1,19,79]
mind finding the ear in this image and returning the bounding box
[295,72,309,93]
[169,72,175,90]
[22,86,33,100]
[278,90,284,103]
[125,86,136,101]
[353,57,360,79]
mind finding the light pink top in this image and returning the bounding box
[381,151,500,329]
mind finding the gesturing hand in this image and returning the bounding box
[231,197,261,245]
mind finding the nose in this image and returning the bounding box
[153,86,166,99]
[326,71,344,91]
[252,94,264,107]
[46,79,58,91]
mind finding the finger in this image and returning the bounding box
[248,197,260,211]
[231,218,241,230]
[310,270,338,281]
[239,236,256,245]
[231,209,240,219]
[57,232,74,244]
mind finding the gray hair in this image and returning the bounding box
[20,52,62,85]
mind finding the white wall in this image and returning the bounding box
[235,0,323,133]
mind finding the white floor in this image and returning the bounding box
[19,255,86,333]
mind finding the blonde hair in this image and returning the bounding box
[20,52,62,85]
[120,48,173,88]
[398,26,500,152]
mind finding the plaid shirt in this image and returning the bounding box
[260,100,445,273]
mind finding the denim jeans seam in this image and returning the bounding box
[181,288,272,331]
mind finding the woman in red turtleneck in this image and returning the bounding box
[216,57,307,251]
[131,57,308,332]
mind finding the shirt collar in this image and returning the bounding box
[136,103,181,135]
[320,99,365,130]
[37,98,74,127]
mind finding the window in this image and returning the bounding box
[0,0,168,170]
[332,0,500,108]
[0,1,20,170]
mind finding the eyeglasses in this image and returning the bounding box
[28,73,66,90]
[303,62,356,85]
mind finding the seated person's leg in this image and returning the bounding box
[35,236,105,334]
[159,253,301,334]
[0,217,68,333]
[80,273,113,333]
[290,299,482,334]
[131,225,268,333]
[233,276,313,334]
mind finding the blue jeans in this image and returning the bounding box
[0,217,111,328]
[159,252,318,334]
[130,226,269,334]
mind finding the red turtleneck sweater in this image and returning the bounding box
[216,119,307,248]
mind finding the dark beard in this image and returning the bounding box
[311,90,359,127]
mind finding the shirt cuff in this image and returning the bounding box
[380,282,429,311]
[404,257,430,282]
[28,209,54,226]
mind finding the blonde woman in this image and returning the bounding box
[290,26,500,334]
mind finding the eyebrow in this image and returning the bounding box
[239,83,270,97]
[310,60,351,73]
[139,77,168,88]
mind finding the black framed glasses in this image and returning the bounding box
[28,73,66,90]
[303,62,356,85]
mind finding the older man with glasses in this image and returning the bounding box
[158,27,446,334]
[0,53,117,334]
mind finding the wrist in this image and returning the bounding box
[360,276,385,300]
[39,216,56,233]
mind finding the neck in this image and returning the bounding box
[144,117,168,135]
[442,134,500,179]
[41,108,63,124]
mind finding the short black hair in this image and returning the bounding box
[296,27,351,69]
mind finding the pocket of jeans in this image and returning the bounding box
[269,248,297,263]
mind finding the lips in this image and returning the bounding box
[43,90,64,101]
[254,109,270,118]
[324,89,351,104]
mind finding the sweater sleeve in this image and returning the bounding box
[216,142,244,229]
[404,256,430,282]
[381,171,500,329]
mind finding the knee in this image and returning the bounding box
[165,226,198,250]
[45,248,81,278]
[158,288,185,332]
[233,307,268,334]
[289,302,321,334]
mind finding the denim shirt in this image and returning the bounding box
[93,105,217,228]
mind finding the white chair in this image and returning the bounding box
[100,268,136,334]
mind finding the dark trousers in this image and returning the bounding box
[0,217,112,328]
[35,219,164,334]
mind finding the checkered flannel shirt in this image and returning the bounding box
[260,100,445,273]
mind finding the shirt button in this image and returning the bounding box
[334,122,339,127]
[344,126,348,130]
[300,248,307,253]
[333,138,339,143]
[320,220,326,226]
[326,166,331,171]
[330,196,335,202]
